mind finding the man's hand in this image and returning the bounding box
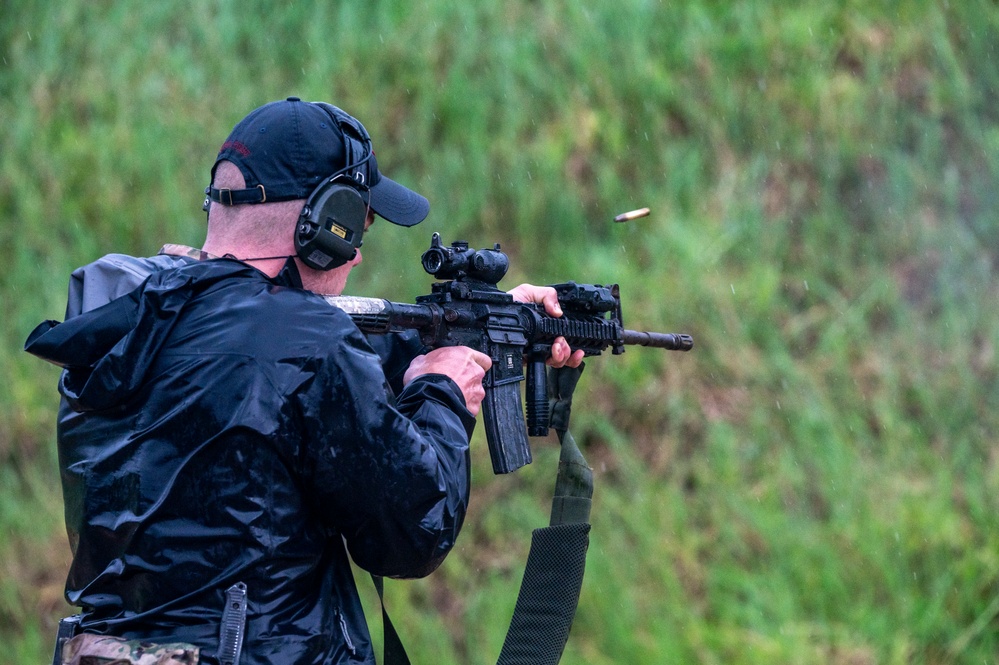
[507,284,586,369]
[403,347,493,416]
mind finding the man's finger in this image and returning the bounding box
[471,349,493,371]
[544,291,563,318]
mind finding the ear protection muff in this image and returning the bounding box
[293,103,374,271]
[294,176,368,270]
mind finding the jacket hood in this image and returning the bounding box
[25,258,302,412]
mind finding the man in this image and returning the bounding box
[26,98,581,665]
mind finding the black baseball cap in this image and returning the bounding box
[206,97,429,227]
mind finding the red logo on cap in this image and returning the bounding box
[220,140,251,157]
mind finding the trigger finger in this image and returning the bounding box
[472,350,493,371]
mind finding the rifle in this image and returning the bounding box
[325,232,692,474]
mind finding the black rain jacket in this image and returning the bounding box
[25,255,475,665]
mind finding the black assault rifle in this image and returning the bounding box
[324,232,692,474]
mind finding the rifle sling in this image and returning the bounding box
[371,574,411,665]
[497,364,591,665]
[378,364,592,665]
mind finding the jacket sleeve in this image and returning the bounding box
[363,330,427,397]
[293,317,476,579]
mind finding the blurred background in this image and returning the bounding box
[3,2,998,663]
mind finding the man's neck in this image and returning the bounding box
[200,242,296,278]
[159,244,305,288]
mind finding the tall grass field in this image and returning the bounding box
[2,2,998,663]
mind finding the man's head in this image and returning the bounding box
[202,98,429,290]
[207,98,429,225]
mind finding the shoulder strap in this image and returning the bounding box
[497,364,591,665]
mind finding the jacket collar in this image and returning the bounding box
[159,245,304,289]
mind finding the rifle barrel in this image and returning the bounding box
[621,330,693,351]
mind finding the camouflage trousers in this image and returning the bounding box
[61,633,200,665]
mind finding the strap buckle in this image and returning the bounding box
[210,184,267,206]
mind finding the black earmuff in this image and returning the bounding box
[294,177,368,270]
[293,103,374,271]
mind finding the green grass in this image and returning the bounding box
[3,1,999,663]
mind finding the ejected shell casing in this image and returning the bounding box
[613,207,651,223]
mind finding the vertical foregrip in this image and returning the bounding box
[526,359,549,437]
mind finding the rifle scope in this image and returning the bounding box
[421,232,508,284]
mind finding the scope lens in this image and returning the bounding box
[422,251,443,274]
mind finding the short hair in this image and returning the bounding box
[206,161,304,246]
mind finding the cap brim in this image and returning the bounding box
[369,175,429,227]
